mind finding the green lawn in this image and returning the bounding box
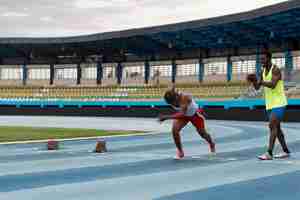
[0,126,145,143]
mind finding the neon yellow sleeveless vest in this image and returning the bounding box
[262,65,287,110]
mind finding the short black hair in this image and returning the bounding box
[266,51,272,60]
[164,90,177,105]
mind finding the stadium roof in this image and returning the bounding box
[0,0,300,60]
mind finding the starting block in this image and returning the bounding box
[47,140,59,150]
[94,140,107,153]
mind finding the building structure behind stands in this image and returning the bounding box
[1,0,300,101]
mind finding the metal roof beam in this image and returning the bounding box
[237,21,279,42]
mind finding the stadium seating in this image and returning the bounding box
[285,84,300,98]
[0,82,249,101]
[2,80,300,102]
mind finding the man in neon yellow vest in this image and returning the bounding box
[251,51,290,160]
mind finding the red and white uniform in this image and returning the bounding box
[172,97,205,129]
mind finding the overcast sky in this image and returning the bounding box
[0,0,289,37]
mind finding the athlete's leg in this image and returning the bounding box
[277,123,290,154]
[197,128,216,153]
[258,110,279,160]
[267,113,280,157]
[172,118,189,157]
[191,112,215,153]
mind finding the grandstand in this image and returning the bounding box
[0,82,247,101]
[0,0,300,107]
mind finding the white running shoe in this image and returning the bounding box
[274,152,290,159]
[258,152,273,160]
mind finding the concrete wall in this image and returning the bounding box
[0,106,299,122]
[26,80,49,86]
[0,80,23,86]
[53,80,77,86]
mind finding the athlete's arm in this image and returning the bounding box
[170,105,178,110]
[261,67,281,89]
[158,113,185,122]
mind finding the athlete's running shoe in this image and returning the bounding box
[274,152,290,159]
[258,152,273,160]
